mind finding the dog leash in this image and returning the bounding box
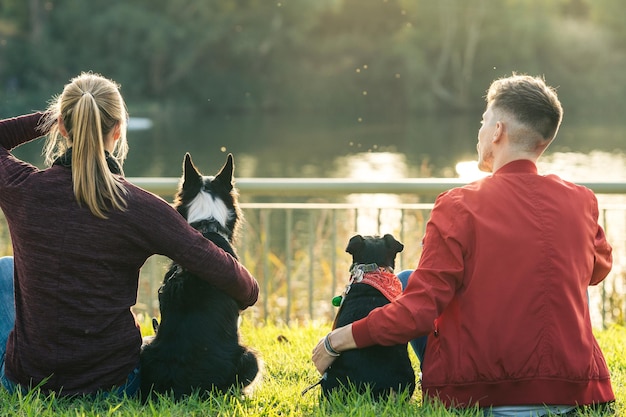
[301,372,327,396]
[332,263,382,307]
[332,263,400,309]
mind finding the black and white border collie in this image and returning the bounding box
[140,153,260,400]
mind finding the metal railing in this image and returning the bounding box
[0,177,622,326]
[135,201,434,324]
[129,178,626,328]
[129,177,626,198]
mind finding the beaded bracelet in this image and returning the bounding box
[323,334,341,357]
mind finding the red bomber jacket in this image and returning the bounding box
[352,159,614,408]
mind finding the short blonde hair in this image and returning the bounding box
[486,74,563,141]
[41,72,129,219]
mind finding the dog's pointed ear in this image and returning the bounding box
[182,152,203,189]
[215,153,234,190]
[346,234,365,255]
[383,234,404,254]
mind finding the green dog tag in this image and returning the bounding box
[332,295,343,307]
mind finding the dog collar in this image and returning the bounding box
[190,219,232,241]
[349,263,381,281]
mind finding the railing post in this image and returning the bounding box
[308,211,314,320]
[331,210,337,322]
[400,208,406,270]
[261,209,270,323]
[285,209,293,324]
[601,208,607,330]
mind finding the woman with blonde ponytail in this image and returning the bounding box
[42,73,129,218]
[0,73,258,397]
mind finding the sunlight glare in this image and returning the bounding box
[455,160,488,181]
[336,152,406,236]
[539,151,626,181]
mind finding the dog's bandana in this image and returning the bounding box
[331,263,402,330]
[334,263,402,306]
[358,269,402,302]
[351,263,402,303]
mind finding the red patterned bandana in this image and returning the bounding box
[359,270,402,302]
[332,264,403,329]
[348,263,402,302]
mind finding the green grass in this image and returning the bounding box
[1,322,624,416]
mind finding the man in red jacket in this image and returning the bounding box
[313,74,614,416]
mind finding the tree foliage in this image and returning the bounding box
[0,0,624,116]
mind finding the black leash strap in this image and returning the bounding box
[301,373,327,396]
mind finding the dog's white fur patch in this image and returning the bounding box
[186,190,232,227]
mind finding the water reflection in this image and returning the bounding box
[539,150,626,181]
[455,151,626,182]
[455,160,488,181]
[12,112,626,183]
[328,149,626,238]
[334,152,406,235]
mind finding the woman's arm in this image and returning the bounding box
[158,221,260,309]
[128,190,259,309]
[0,113,45,150]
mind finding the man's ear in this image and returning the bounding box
[492,120,504,143]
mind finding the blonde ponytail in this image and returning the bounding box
[42,72,129,219]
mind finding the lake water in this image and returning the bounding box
[13,111,626,182]
[127,111,626,181]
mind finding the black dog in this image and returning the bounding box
[140,153,259,400]
[321,234,415,400]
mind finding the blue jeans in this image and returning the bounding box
[0,256,140,397]
[0,256,15,393]
[396,270,428,370]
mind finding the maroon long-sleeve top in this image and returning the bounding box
[0,113,258,394]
